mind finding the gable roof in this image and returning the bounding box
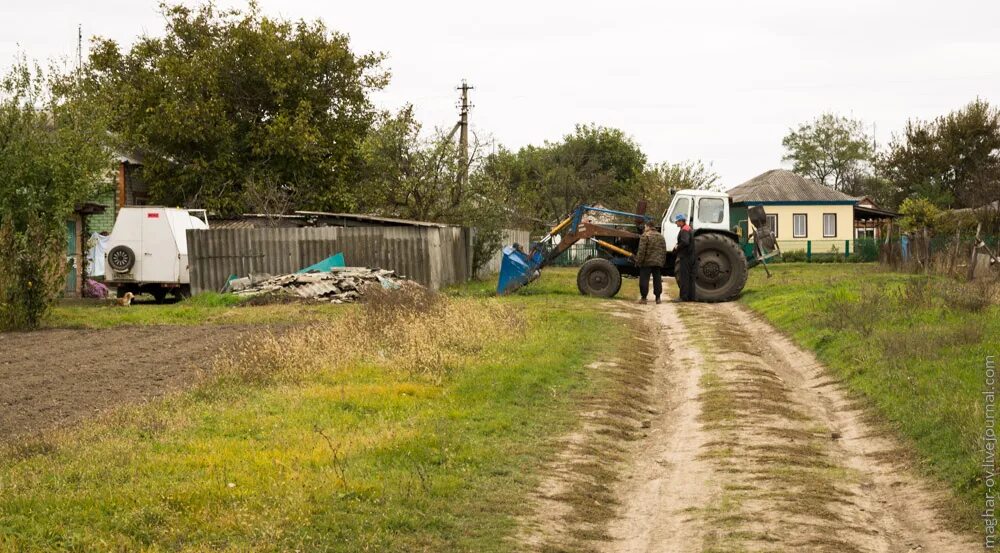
[728,169,857,203]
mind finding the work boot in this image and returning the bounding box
[655,297,661,304]
[638,298,648,304]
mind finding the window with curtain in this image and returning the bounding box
[793,214,807,238]
[823,213,837,237]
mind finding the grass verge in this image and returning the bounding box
[46,293,345,329]
[740,262,999,529]
[0,268,635,552]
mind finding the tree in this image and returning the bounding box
[0,61,111,330]
[490,124,647,225]
[358,106,487,222]
[634,160,720,217]
[898,197,941,232]
[86,2,387,214]
[358,107,511,274]
[883,99,1000,210]
[782,113,873,191]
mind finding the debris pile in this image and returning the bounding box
[228,268,409,303]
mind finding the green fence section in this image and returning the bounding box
[550,242,599,266]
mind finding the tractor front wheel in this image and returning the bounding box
[577,258,622,298]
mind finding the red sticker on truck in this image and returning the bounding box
[147,213,159,218]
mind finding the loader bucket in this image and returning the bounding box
[497,246,538,295]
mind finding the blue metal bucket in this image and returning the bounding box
[496,246,537,295]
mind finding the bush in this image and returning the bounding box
[0,218,66,331]
[0,61,111,330]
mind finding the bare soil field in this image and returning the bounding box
[0,325,254,440]
[522,298,979,552]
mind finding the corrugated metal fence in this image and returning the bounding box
[188,226,528,294]
[476,229,532,277]
[187,226,475,293]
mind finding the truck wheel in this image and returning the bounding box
[107,245,135,273]
[577,258,622,298]
[151,287,168,304]
[692,233,749,302]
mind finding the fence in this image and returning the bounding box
[187,226,476,294]
[744,236,997,267]
[550,242,599,266]
[476,229,532,277]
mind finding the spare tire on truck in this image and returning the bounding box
[107,245,136,273]
[577,258,622,298]
[684,233,748,302]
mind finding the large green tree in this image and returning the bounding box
[883,99,1000,210]
[0,61,112,329]
[357,106,512,272]
[633,160,720,218]
[782,113,873,191]
[358,106,480,222]
[86,2,387,214]
[487,124,647,225]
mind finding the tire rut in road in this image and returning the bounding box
[603,300,978,553]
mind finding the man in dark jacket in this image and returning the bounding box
[634,224,667,304]
[673,213,697,301]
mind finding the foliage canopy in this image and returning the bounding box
[86,2,388,214]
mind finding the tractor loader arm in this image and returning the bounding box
[497,205,651,295]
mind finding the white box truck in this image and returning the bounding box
[104,207,209,302]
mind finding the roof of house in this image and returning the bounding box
[728,169,858,204]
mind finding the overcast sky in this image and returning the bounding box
[2,0,998,187]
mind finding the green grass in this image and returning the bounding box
[741,262,999,528]
[47,293,345,329]
[0,268,635,552]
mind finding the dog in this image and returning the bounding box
[115,292,135,307]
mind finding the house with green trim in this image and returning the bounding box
[728,169,868,255]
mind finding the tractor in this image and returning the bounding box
[497,190,779,302]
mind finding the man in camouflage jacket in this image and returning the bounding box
[634,224,667,304]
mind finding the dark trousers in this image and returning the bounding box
[639,266,662,300]
[677,254,697,301]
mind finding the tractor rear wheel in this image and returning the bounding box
[577,258,622,298]
[689,233,748,302]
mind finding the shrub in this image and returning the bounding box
[0,61,111,330]
[0,218,66,331]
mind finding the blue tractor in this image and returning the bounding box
[498,191,779,302]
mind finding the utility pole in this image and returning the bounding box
[77,25,83,76]
[457,79,473,186]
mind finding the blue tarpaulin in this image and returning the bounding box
[297,252,346,273]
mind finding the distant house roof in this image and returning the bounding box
[728,169,857,204]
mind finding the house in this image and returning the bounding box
[728,169,894,253]
[853,196,898,240]
[64,202,108,297]
[62,154,146,297]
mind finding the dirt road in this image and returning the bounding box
[523,299,979,552]
[0,325,253,440]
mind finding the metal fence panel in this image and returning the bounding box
[188,226,521,294]
[478,229,531,276]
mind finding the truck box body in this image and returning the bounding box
[105,207,208,298]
